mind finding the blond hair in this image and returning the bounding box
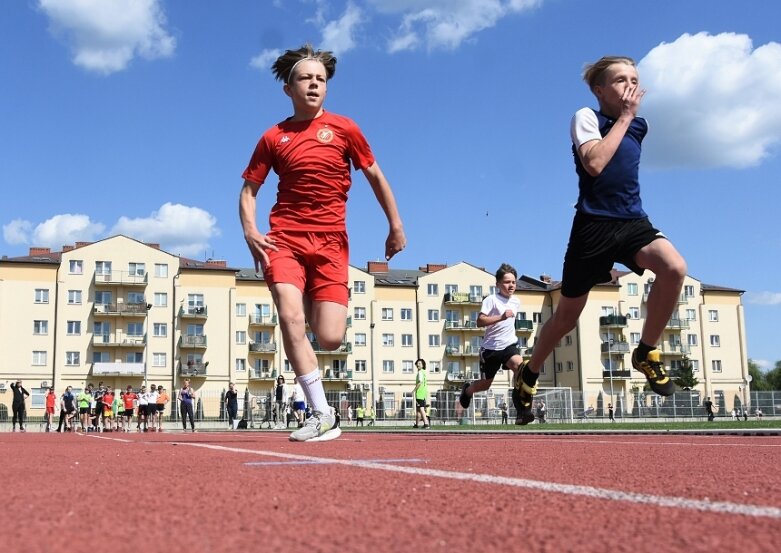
[272,44,337,84]
[582,56,636,90]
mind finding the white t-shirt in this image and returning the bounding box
[480,292,521,351]
[292,383,305,407]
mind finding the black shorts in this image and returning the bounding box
[480,344,521,380]
[79,407,90,415]
[561,212,667,298]
[415,399,427,408]
[156,404,165,412]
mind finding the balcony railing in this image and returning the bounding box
[249,341,277,353]
[180,306,208,318]
[444,292,482,304]
[660,343,691,355]
[249,369,276,380]
[324,369,352,380]
[93,302,149,316]
[600,341,630,353]
[665,319,690,330]
[599,315,628,327]
[179,362,208,377]
[515,319,534,331]
[92,362,144,376]
[180,335,207,348]
[309,340,352,354]
[249,314,278,326]
[93,271,148,286]
[92,333,147,347]
[602,369,632,379]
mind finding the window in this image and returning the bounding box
[95,261,112,275]
[427,309,440,322]
[567,361,574,372]
[93,351,109,363]
[128,262,145,276]
[711,360,722,373]
[469,285,483,299]
[382,360,394,373]
[710,335,720,347]
[253,359,270,372]
[354,333,366,347]
[354,360,367,373]
[381,308,393,321]
[708,310,719,322]
[353,280,366,293]
[253,330,272,344]
[555,362,563,373]
[153,323,167,337]
[429,361,441,373]
[628,307,640,319]
[445,284,458,294]
[128,292,145,304]
[188,294,205,312]
[627,282,638,296]
[401,334,413,347]
[154,292,167,307]
[382,333,394,347]
[427,283,438,296]
[236,331,246,345]
[687,334,698,346]
[67,290,82,304]
[127,322,143,336]
[564,335,572,346]
[428,335,440,347]
[187,324,204,336]
[65,351,80,366]
[154,263,168,278]
[235,359,246,372]
[684,285,695,298]
[153,353,166,367]
[686,309,696,321]
[533,312,543,323]
[445,310,459,323]
[354,307,366,320]
[69,260,83,274]
[400,308,412,321]
[630,332,641,345]
[34,289,49,303]
[236,303,246,317]
[95,290,112,305]
[402,360,414,374]
[691,360,700,372]
[517,336,528,348]
[284,360,293,373]
[33,320,48,335]
[67,321,81,335]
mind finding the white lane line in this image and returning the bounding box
[177,441,781,520]
[512,437,781,448]
[244,458,425,466]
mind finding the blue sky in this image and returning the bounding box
[2,0,780,368]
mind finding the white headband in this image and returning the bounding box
[287,57,323,84]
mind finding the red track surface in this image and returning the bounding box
[2,430,780,553]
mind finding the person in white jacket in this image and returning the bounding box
[274,375,289,429]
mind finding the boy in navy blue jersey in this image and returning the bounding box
[514,56,687,424]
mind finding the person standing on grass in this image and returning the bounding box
[239,44,406,442]
[608,402,615,422]
[512,56,687,425]
[413,359,430,429]
[179,379,196,432]
[457,264,525,423]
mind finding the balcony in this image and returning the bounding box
[249,368,276,381]
[660,343,691,356]
[324,368,352,381]
[93,302,149,317]
[445,320,480,331]
[249,314,278,326]
[310,340,352,354]
[179,335,207,349]
[92,333,147,347]
[92,362,144,376]
[665,319,690,331]
[179,361,208,377]
[600,341,630,353]
[444,292,482,305]
[94,271,148,286]
[515,319,534,332]
[602,369,632,379]
[249,341,277,354]
[599,315,628,328]
[180,306,208,319]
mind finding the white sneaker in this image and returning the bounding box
[289,407,341,442]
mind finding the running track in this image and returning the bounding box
[2,430,779,553]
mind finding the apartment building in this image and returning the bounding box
[0,235,749,418]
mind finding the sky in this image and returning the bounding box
[1,0,780,369]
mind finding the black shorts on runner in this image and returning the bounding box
[415,398,427,408]
[561,212,667,298]
[480,344,521,380]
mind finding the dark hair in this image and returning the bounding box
[495,263,517,282]
[415,359,426,369]
[272,44,337,84]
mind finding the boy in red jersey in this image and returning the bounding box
[240,44,406,442]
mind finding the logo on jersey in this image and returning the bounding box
[279,136,290,144]
[316,128,334,143]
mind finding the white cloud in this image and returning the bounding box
[745,291,781,305]
[3,219,32,245]
[639,32,781,169]
[110,203,220,257]
[753,359,772,370]
[368,0,540,52]
[33,214,106,248]
[320,2,364,56]
[250,48,283,71]
[38,0,175,75]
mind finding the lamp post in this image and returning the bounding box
[608,338,615,406]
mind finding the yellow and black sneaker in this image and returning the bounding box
[513,362,536,425]
[631,349,675,396]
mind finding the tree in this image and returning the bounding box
[766,361,781,391]
[673,356,699,390]
[748,359,771,391]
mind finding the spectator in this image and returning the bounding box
[500,402,508,425]
[273,376,288,429]
[291,377,306,428]
[179,379,196,432]
[608,402,615,422]
[10,380,30,432]
[146,384,159,431]
[101,386,114,432]
[57,386,76,432]
[156,387,170,431]
[123,385,137,432]
[537,400,547,423]
[77,384,93,432]
[366,405,375,427]
[44,387,56,432]
[113,392,124,432]
[136,385,148,432]
[413,359,430,429]
[356,404,365,426]
[225,382,239,429]
[704,397,715,422]
[756,408,764,421]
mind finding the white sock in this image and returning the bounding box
[298,369,330,414]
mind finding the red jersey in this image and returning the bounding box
[242,111,375,232]
[123,392,137,410]
[45,393,56,410]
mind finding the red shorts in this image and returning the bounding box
[263,230,349,306]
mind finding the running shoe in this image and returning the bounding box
[513,362,536,425]
[631,349,675,396]
[289,407,341,442]
[458,382,472,409]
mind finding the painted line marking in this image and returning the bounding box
[244,458,425,467]
[176,441,781,520]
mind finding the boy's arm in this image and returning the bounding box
[239,179,278,273]
[361,162,406,261]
